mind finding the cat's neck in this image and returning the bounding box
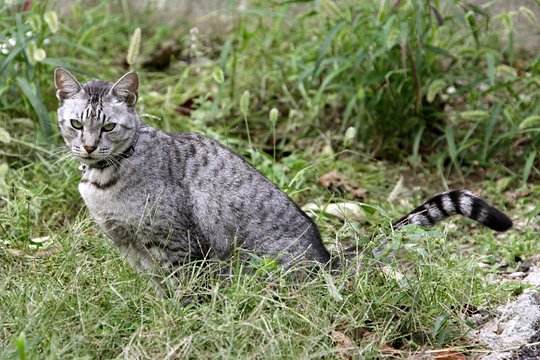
[79,163,119,189]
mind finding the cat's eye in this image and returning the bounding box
[70,119,83,130]
[102,123,116,132]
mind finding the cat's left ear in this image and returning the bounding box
[110,72,139,106]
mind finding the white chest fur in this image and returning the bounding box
[79,167,127,222]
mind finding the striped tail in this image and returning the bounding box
[392,189,513,232]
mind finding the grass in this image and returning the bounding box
[1,0,539,358]
[0,204,526,358]
[1,150,536,358]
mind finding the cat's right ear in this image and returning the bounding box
[110,71,139,106]
[54,67,83,101]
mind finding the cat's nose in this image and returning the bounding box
[84,145,97,154]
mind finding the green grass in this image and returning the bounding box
[1,0,539,358]
[1,149,537,358]
[0,217,526,358]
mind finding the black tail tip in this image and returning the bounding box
[485,209,513,232]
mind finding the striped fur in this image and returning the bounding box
[392,190,512,232]
[55,68,513,292]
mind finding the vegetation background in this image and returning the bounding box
[0,0,539,358]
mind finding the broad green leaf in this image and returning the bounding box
[433,314,449,344]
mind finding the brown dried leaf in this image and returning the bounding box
[319,170,366,199]
[354,329,400,356]
[6,248,24,257]
[320,170,342,188]
[330,330,357,359]
[504,190,530,201]
[34,246,61,258]
[429,349,467,360]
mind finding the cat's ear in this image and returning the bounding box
[110,71,138,106]
[54,67,83,100]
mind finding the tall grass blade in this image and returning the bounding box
[481,103,501,163]
[486,53,495,85]
[14,333,26,360]
[522,150,536,188]
[16,77,53,138]
[312,21,345,79]
[0,43,24,74]
[411,125,425,167]
[41,58,90,76]
[445,124,459,171]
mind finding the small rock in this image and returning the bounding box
[482,352,513,360]
[473,291,540,359]
[507,272,527,280]
[302,202,366,222]
[523,271,540,286]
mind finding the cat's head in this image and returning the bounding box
[54,68,141,166]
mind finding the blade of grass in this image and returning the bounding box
[444,124,460,175]
[0,43,25,74]
[481,103,501,164]
[411,125,425,168]
[521,150,536,189]
[311,21,345,80]
[16,76,53,139]
[486,53,495,85]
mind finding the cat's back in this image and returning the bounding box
[164,130,327,262]
[168,130,279,193]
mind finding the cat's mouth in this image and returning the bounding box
[76,153,109,164]
[73,149,112,161]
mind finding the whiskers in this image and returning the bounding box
[47,147,78,172]
[102,154,124,171]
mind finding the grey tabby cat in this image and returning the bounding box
[55,68,513,285]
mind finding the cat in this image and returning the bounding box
[54,68,513,285]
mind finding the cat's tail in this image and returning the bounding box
[392,189,513,232]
